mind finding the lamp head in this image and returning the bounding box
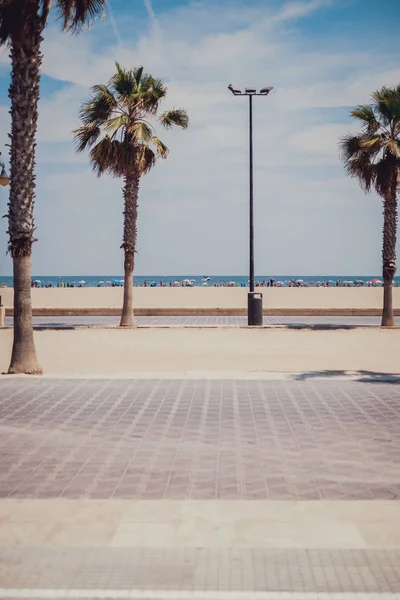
[0,153,10,187]
[260,86,273,95]
[245,87,257,94]
[228,84,242,95]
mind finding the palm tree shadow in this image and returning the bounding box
[284,324,360,330]
[33,323,76,330]
[295,370,400,383]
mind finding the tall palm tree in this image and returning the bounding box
[0,0,106,374]
[340,85,400,326]
[74,64,189,327]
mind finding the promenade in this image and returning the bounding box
[1,297,400,598]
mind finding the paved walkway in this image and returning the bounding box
[5,315,400,328]
[1,378,400,500]
[1,377,400,597]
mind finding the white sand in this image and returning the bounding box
[1,286,399,309]
[1,327,399,375]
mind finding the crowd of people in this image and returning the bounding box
[27,278,391,289]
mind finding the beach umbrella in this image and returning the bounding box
[327,280,335,284]
[370,278,382,283]
[296,279,304,283]
[105,280,112,284]
[202,282,208,286]
[78,280,86,285]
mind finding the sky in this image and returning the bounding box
[0,0,399,276]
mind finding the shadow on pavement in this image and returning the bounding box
[295,369,400,383]
[33,323,77,330]
[285,324,364,330]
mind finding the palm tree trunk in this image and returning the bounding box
[9,255,42,374]
[381,181,398,327]
[120,172,140,327]
[7,15,43,374]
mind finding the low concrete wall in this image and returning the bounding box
[4,307,399,317]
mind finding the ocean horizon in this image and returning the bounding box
[1,275,398,288]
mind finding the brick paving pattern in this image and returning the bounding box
[5,315,400,327]
[1,547,400,593]
[0,378,399,500]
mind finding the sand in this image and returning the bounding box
[1,286,399,311]
[1,327,399,375]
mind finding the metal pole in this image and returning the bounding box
[249,94,254,294]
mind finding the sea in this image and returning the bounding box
[0,275,399,288]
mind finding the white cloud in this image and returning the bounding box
[271,0,331,24]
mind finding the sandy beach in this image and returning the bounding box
[1,327,399,375]
[1,286,400,314]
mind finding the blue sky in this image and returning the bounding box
[0,0,400,276]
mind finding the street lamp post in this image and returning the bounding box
[228,84,273,326]
[0,153,10,187]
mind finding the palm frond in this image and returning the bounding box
[372,86,400,128]
[340,85,400,200]
[132,121,153,142]
[0,0,48,45]
[358,133,383,153]
[151,136,169,158]
[345,153,377,193]
[351,105,380,132]
[159,109,189,129]
[138,77,167,115]
[375,155,398,197]
[89,137,125,177]
[104,115,126,135]
[338,134,362,163]
[339,134,377,192]
[110,63,137,99]
[79,86,117,126]
[56,0,106,32]
[134,66,144,87]
[137,145,156,175]
[73,123,101,153]
[149,78,167,100]
[386,138,400,158]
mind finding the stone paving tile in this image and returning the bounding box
[5,315,400,327]
[1,548,400,592]
[0,379,400,500]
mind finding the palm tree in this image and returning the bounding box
[0,0,106,374]
[340,85,400,326]
[74,64,188,326]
